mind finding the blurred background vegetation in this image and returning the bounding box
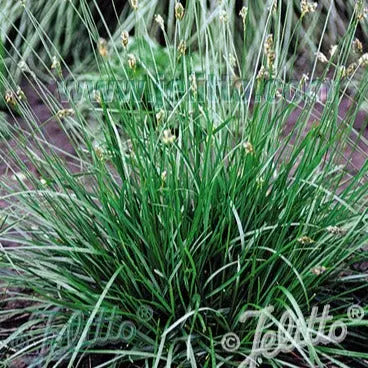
[0,0,366,82]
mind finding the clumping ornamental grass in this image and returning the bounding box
[0,0,368,367]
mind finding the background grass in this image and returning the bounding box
[0,0,367,82]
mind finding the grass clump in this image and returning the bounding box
[0,1,368,367]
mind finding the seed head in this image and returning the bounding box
[57,108,74,119]
[16,86,26,101]
[178,40,187,56]
[264,34,274,53]
[94,145,106,160]
[5,87,26,106]
[243,141,255,155]
[161,170,167,182]
[355,0,368,21]
[51,56,60,70]
[93,90,102,105]
[11,172,27,182]
[300,73,309,87]
[311,266,326,276]
[239,6,248,24]
[128,54,137,70]
[162,129,176,145]
[232,76,243,91]
[121,31,129,48]
[271,0,277,13]
[155,14,165,30]
[190,73,197,96]
[326,226,347,236]
[353,38,363,54]
[94,143,111,161]
[97,38,108,57]
[315,51,328,63]
[228,53,236,68]
[5,91,16,106]
[343,62,358,78]
[175,2,185,21]
[256,65,270,80]
[301,0,318,17]
[156,109,165,123]
[219,10,228,23]
[18,60,29,73]
[275,89,283,99]
[338,65,346,79]
[264,34,276,68]
[359,53,368,67]
[256,177,265,188]
[130,0,138,10]
[298,236,315,244]
[329,44,338,57]
[362,8,368,21]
